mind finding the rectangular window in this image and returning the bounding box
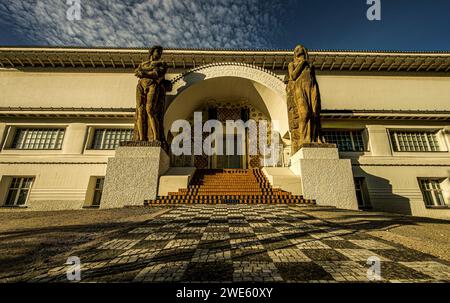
[323,130,365,152]
[91,129,133,150]
[419,179,447,207]
[12,128,65,150]
[5,177,34,206]
[354,178,371,209]
[92,178,105,207]
[390,130,441,152]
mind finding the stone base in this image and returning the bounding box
[158,167,197,196]
[100,146,170,209]
[262,167,303,196]
[290,145,359,210]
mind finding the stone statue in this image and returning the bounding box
[286,44,324,155]
[133,45,172,150]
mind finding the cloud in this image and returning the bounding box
[0,0,292,49]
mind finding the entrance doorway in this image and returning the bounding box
[215,134,244,169]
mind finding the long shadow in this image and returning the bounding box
[0,221,145,240]
[1,214,347,281]
[351,165,445,219]
[66,224,363,282]
[302,207,450,231]
[0,219,160,280]
[3,205,448,282]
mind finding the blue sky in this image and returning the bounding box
[0,0,449,51]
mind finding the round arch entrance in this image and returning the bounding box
[164,63,289,169]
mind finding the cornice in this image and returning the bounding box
[1,47,449,73]
[0,107,448,121]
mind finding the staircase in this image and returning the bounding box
[144,169,315,205]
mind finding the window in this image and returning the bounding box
[323,130,365,152]
[12,128,65,150]
[354,178,371,209]
[4,177,34,206]
[92,178,105,207]
[390,130,441,152]
[419,179,447,207]
[91,129,133,150]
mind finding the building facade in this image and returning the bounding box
[0,47,449,219]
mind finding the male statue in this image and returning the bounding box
[286,44,324,155]
[133,45,171,149]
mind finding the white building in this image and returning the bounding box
[0,47,449,219]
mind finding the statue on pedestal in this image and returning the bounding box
[286,45,324,155]
[133,45,172,151]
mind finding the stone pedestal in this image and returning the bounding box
[100,145,170,209]
[290,144,359,210]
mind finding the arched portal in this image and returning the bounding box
[165,63,288,135]
[164,63,290,169]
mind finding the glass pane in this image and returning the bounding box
[91,129,133,150]
[392,131,440,152]
[324,130,364,152]
[11,178,21,188]
[12,129,64,150]
[95,178,105,190]
[23,178,33,188]
[422,191,433,206]
[5,190,18,206]
[16,190,28,205]
[356,191,364,207]
[420,179,446,207]
[92,191,102,206]
[420,180,429,190]
[435,191,446,206]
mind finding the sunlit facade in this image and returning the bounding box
[0,47,449,219]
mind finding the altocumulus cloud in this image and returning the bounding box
[0,0,293,49]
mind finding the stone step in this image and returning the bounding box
[145,168,315,205]
[160,195,304,200]
[144,201,314,205]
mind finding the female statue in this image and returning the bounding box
[286,45,324,154]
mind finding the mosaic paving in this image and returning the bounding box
[29,205,450,283]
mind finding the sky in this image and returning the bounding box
[0,0,449,51]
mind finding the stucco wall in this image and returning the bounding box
[0,163,107,211]
[0,67,449,218]
[323,120,450,219]
[0,118,128,211]
[353,165,450,219]
[1,69,450,112]
[317,73,450,111]
[0,69,136,108]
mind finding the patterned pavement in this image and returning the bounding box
[30,205,450,283]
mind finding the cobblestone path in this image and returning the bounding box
[28,205,450,283]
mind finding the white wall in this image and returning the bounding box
[0,163,107,210]
[323,120,450,219]
[0,68,449,217]
[1,69,450,112]
[0,117,130,211]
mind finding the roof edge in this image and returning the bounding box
[1,45,450,56]
[0,107,449,115]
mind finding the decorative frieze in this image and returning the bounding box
[170,62,286,97]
